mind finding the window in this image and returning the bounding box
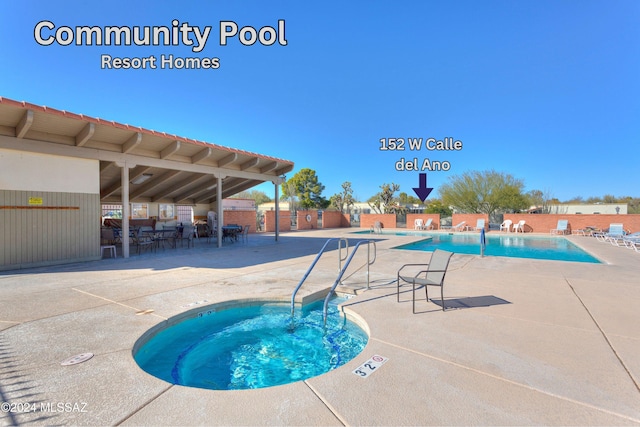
[177,205,193,224]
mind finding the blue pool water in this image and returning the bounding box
[134,298,368,390]
[388,233,601,263]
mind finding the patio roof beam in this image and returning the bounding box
[160,140,181,159]
[130,169,181,199]
[122,132,142,153]
[75,122,95,147]
[16,110,34,139]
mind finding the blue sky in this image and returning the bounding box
[2,1,638,203]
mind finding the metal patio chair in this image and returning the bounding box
[397,249,454,313]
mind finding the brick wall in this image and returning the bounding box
[503,214,640,234]
[406,214,441,230]
[296,210,318,230]
[360,214,396,229]
[222,210,255,233]
[264,210,291,232]
[451,214,489,231]
[322,211,350,228]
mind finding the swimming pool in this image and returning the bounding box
[134,297,368,390]
[391,233,601,263]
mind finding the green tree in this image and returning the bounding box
[424,199,452,217]
[368,183,407,214]
[439,170,528,219]
[398,192,423,205]
[526,189,553,213]
[282,168,326,209]
[233,190,271,206]
[330,181,355,213]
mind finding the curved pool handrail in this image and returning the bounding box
[323,240,376,326]
[291,238,348,316]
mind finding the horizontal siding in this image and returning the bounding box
[0,190,100,270]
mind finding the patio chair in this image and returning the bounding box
[621,233,640,250]
[513,220,526,233]
[241,224,250,243]
[100,228,117,258]
[424,218,434,230]
[550,220,569,235]
[595,223,625,244]
[397,249,454,313]
[442,221,465,232]
[472,219,485,231]
[500,220,512,232]
[414,218,424,230]
[179,225,195,248]
[132,228,155,254]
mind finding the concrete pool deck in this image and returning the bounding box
[0,229,639,426]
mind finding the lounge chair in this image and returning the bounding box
[621,233,640,250]
[472,219,485,231]
[513,220,526,233]
[397,249,454,312]
[444,221,465,232]
[423,218,434,230]
[550,220,569,235]
[595,223,625,243]
[500,220,512,232]
[414,219,424,230]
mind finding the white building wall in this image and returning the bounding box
[0,148,99,194]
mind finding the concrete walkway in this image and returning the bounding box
[0,229,639,426]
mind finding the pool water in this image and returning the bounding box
[134,298,368,390]
[392,233,601,263]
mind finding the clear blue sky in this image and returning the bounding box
[2,1,638,203]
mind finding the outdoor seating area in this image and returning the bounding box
[99,223,251,258]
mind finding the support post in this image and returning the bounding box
[216,175,223,248]
[275,181,280,242]
[116,161,135,258]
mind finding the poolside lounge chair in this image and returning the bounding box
[595,223,625,244]
[550,220,569,235]
[472,219,485,231]
[423,218,434,230]
[513,220,526,233]
[414,219,424,230]
[442,221,466,232]
[500,220,512,232]
[397,249,454,313]
[621,233,640,250]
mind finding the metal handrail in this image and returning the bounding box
[323,240,376,326]
[291,238,348,316]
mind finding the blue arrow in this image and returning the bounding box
[412,173,433,202]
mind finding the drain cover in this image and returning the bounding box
[61,353,94,366]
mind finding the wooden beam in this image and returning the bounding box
[218,152,237,167]
[122,132,142,153]
[16,110,34,138]
[260,161,278,173]
[160,140,180,159]
[151,173,208,201]
[130,170,181,199]
[240,157,260,170]
[191,147,212,164]
[100,179,122,199]
[75,122,95,147]
[173,177,217,203]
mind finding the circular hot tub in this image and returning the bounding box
[134,297,368,390]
